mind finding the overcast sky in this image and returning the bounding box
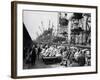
[23,10,58,40]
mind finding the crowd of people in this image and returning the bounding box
[23,43,91,68]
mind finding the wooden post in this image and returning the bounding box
[68,20,71,45]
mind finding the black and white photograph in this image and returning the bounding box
[23,11,91,69]
[11,1,97,78]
